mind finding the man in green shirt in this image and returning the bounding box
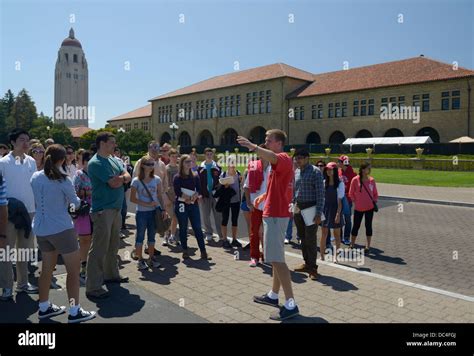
[86,132,131,299]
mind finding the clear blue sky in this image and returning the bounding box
[1,0,473,129]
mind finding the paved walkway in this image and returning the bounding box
[115,226,474,323]
[377,183,474,204]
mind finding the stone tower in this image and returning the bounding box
[54,28,89,127]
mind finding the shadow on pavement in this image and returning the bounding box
[317,274,358,292]
[0,292,37,323]
[282,315,329,324]
[138,254,180,285]
[94,284,145,319]
[258,263,308,284]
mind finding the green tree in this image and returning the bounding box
[79,127,117,150]
[7,89,37,130]
[116,129,154,154]
[0,90,16,143]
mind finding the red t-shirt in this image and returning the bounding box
[263,152,293,218]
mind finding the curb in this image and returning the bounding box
[379,195,474,208]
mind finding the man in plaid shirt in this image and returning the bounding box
[292,148,325,280]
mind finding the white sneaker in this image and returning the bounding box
[68,308,96,323]
[16,283,38,294]
[205,235,214,242]
[148,256,161,269]
[249,258,258,267]
[161,237,169,246]
[284,238,290,245]
[137,259,149,270]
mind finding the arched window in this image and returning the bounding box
[328,131,346,144]
[416,127,440,143]
[220,128,238,145]
[306,132,321,144]
[73,54,78,63]
[355,129,373,138]
[160,132,171,145]
[384,128,404,137]
[249,126,266,144]
[178,131,192,147]
[198,130,214,146]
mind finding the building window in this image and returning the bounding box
[65,53,69,62]
[293,106,304,120]
[441,92,450,109]
[236,95,241,116]
[252,92,258,114]
[335,103,341,118]
[141,122,149,131]
[266,90,271,113]
[246,94,251,115]
[368,99,374,115]
[452,90,460,110]
[342,102,347,117]
[422,94,430,112]
[413,95,420,109]
[318,104,323,119]
[353,101,359,116]
[125,124,131,131]
[328,103,334,118]
[134,123,138,129]
[73,54,78,63]
[312,105,317,119]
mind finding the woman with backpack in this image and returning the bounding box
[348,162,378,255]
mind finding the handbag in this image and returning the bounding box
[139,179,171,234]
[361,181,378,212]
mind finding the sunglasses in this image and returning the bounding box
[184,160,192,163]
[142,162,155,167]
[317,164,325,167]
[32,150,45,154]
[66,151,74,155]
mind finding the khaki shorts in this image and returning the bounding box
[263,217,289,263]
[37,228,79,255]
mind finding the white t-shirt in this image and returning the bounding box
[65,163,77,179]
[244,164,272,211]
[0,152,37,213]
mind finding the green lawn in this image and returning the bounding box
[371,168,474,187]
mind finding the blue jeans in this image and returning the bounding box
[342,197,352,240]
[175,202,206,252]
[285,217,293,240]
[121,194,127,227]
[135,210,156,247]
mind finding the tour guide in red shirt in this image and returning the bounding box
[237,129,300,321]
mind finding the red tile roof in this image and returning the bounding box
[69,126,93,138]
[150,63,314,100]
[108,104,151,122]
[289,56,474,98]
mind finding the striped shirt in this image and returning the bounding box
[0,173,7,206]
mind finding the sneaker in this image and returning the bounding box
[249,258,258,267]
[0,288,13,301]
[284,238,290,245]
[342,239,351,245]
[16,283,38,294]
[205,235,214,242]
[253,294,279,308]
[270,305,300,321]
[222,240,232,249]
[119,232,126,239]
[38,303,66,319]
[309,269,319,281]
[68,308,96,323]
[138,259,149,270]
[200,251,212,260]
[231,239,242,248]
[161,237,169,247]
[294,264,309,272]
[148,256,161,268]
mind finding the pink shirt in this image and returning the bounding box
[349,176,378,212]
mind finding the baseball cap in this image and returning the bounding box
[338,155,350,165]
[326,162,338,170]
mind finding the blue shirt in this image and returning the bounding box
[293,164,325,216]
[30,171,81,236]
[131,176,162,212]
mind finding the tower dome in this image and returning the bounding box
[61,28,82,48]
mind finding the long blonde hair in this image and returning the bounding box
[138,154,155,181]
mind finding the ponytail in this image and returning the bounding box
[44,144,68,181]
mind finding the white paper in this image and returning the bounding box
[301,206,316,226]
[181,188,196,197]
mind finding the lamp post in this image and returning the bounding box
[169,122,179,147]
[118,127,125,133]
